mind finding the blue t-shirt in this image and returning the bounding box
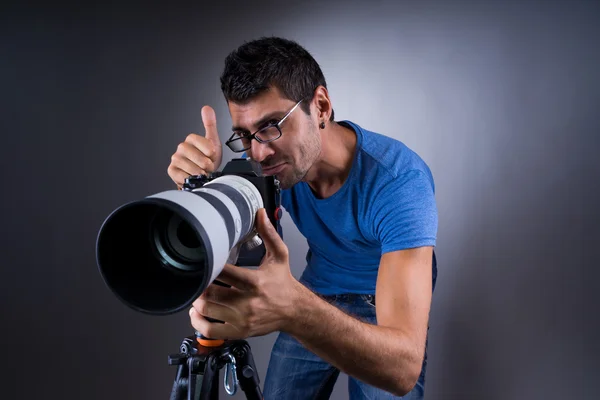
[280,120,438,295]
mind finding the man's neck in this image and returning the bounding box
[304,121,357,199]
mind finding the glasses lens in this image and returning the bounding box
[227,137,250,152]
[255,125,281,142]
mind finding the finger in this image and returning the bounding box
[191,298,241,326]
[189,308,245,340]
[167,165,201,188]
[184,133,217,161]
[215,263,259,292]
[202,282,243,307]
[170,154,207,177]
[176,141,215,171]
[255,208,288,261]
[201,106,221,147]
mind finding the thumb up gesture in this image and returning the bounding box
[168,106,223,188]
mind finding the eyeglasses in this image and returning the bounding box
[225,100,303,153]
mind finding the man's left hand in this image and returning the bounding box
[189,208,304,339]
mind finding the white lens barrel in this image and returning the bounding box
[201,174,264,242]
[147,174,263,285]
[147,190,229,285]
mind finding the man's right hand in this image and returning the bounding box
[167,106,223,189]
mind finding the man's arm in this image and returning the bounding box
[286,246,433,397]
[189,210,433,397]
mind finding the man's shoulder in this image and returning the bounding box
[341,120,433,183]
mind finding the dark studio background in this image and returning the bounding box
[1,1,598,399]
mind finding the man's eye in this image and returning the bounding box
[233,131,249,138]
[261,120,279,129]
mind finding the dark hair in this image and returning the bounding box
[220,36,334,121]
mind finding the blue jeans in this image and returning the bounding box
[263,293,427,399]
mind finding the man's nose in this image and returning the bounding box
[249,138,274,163]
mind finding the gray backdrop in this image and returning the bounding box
[1,1,597,399]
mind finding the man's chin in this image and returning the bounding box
[275,170,304,190]
[276,176,293,190]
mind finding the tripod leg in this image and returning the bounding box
[210,369,219,400]
[232,342,263,400]
[198,353,220,400]
[169,363,187,400]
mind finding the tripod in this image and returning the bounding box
[168,333,263,400]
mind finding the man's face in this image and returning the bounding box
[228,87,321,189]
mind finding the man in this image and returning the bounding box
[167,36,438,399]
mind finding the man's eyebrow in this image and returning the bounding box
[231,111,286,133]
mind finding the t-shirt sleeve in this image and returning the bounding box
[370,169,438,254]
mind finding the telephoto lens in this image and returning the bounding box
[95,160,274,315]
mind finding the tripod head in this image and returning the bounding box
[168,334,263,400]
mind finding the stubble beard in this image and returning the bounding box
[276,125,321,190]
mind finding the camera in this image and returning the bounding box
[95,158,282,315]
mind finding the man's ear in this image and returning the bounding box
[313,85,333,122]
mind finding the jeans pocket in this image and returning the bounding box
[359,294,376,308]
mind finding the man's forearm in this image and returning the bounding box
[284,286,423,397]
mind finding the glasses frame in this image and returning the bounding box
[225,99,303,153]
